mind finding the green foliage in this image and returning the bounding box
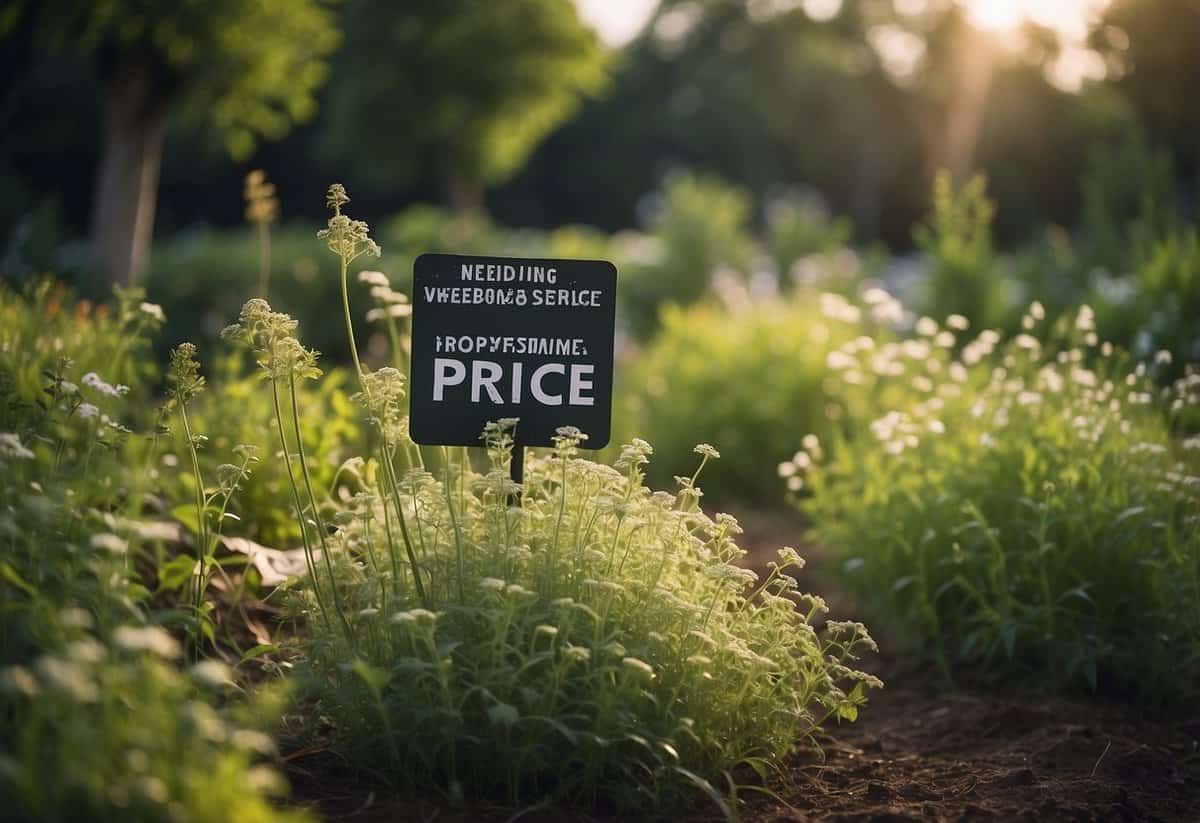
[292,425,879,811]
[322,0,608,192]
[788,305,1200,702]
[0,286,308,822]
[622,287,891,502]
[621,174,757,337]
[168,355,364,548]
[13,0,340,158]
[914,172,1010,332]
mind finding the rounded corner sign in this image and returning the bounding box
[409,253,617,450]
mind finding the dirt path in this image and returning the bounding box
[289,510,1200,822]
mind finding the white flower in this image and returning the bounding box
[357,270,391,287]
[76,403,101,420]
[90,533,128,554]
[946,314,969,331]
[825,350,857,371]
[81,372,128,398]
[1155,349,1173,366]
[1015,334,1040,351]
[113,625,180,659]
[1076,305,1095,332]
[138,302,165,322]
[0,433,35,460]
[777,461,797,478]
[916,317,938,336]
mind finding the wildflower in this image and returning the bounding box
[0,433,34,460]
[1029,301,1045,320]
[916,317,938,336]
[825,350,856,371]
[621,657,655,680]
[479,577,506,593]
[113,625,181,659]
[191,660,234,688]
[318,184,381,261]
[778,461,797,478]
[563,644,591,663]
[1155,349,1173,366]
[76,403,101,420]
[787,475,804,491]
[0,665,39,697]
[358,270,391,287]
[1015,334,1040,351]
[90,532,128,554]
[1076,304,1095,332]
[946,314,969,331]
[534,624,560,639]
[693,443,721,460]
[167,343,205,403]
[81,372,129,398]
[244,170,279,224]
[776,546,806,570]
[35,656,98,702]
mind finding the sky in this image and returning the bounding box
[575,0,657,45]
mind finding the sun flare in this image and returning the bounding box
[961,0,1109,39]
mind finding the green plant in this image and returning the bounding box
[785,303,1200,702]
[293,425,879,813]
[620,173,757,338]
[245,170,281,299]
[0,285,308,823]
[621,287,898,502]
[915,172,1011,333]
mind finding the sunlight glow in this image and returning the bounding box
[962,0,1108,40]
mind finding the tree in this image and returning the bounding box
[1093,0,1200,205]
[320,0,608,212]
[3,0,340,284]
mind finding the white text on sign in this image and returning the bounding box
[432,359,595,407]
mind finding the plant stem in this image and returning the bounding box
[289,370,352,637]
[176,395,208,619]
[270,376,331,631]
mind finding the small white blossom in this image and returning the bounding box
[0,433,35,460]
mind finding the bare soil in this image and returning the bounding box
[286,510,1200,822]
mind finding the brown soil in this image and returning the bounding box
[286,510,1200,822]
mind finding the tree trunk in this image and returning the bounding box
[90,58,166,287]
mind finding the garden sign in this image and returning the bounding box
[410,253,617,452]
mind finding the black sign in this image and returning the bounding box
[409,253,617,449]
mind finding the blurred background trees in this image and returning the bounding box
[0,0,1195,289]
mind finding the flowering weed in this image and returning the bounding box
[786,303,1200,701]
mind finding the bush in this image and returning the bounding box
[293,427,880,813]
[620,173,757,338]
[621,286,898,503]
[0,285,307,822]
[783,304,1200,702]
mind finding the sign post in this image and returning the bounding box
[409,253,617,496]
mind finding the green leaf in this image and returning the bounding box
[171,504,201,536]
[240,644,278,662]
[158,554,196,592]
[0,562,37,597]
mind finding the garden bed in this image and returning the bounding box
[283,511,1200,822]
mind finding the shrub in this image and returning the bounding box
[0,286,308,823]
[620,173,757,338]
[784,304,1200,702]
[621,286,899,503]
[291,426,880,813]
